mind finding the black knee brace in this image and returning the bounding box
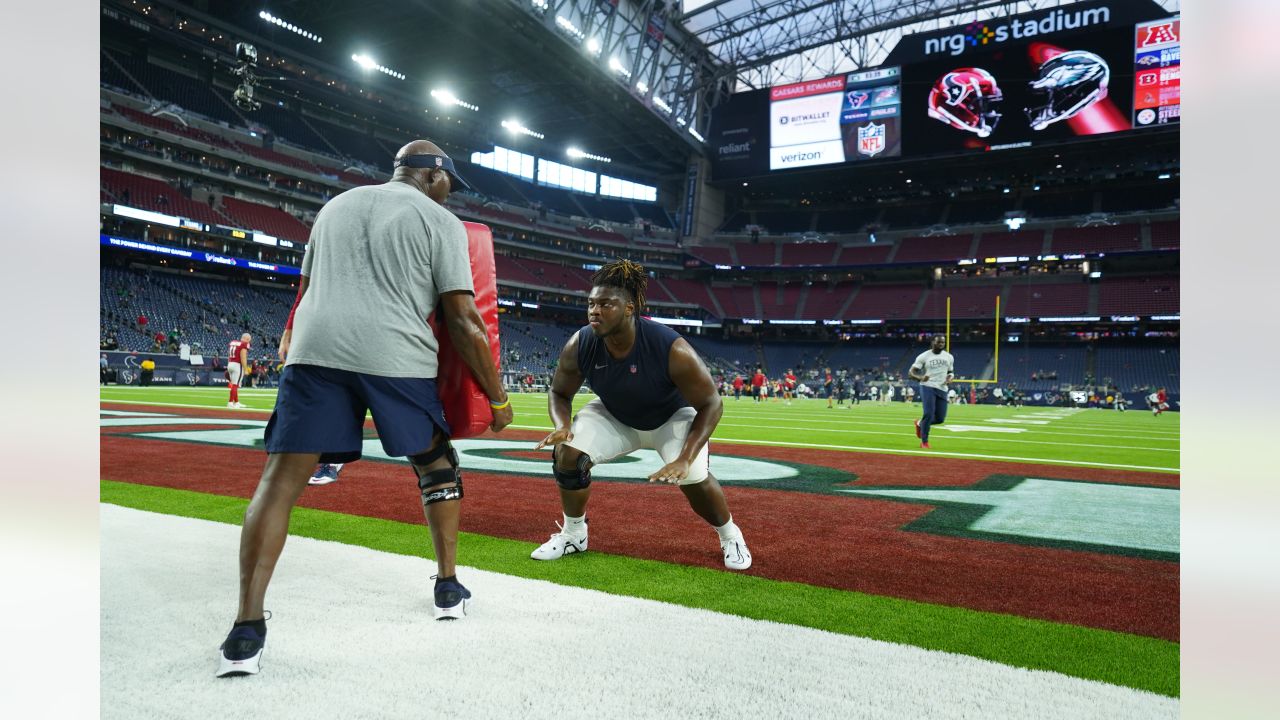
[553,448,592,491]
[410,441,463,505]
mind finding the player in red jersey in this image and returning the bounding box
[1146,387,1170,416]
[731,373,744,400]
[227,333,251,408]
[783,369,797,406]
[751,367,766,403]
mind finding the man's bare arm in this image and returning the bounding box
[534,334,585,450]
[668,339,722,464]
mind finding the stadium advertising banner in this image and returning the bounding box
[100,235,301,276]
[707,0,1175,180]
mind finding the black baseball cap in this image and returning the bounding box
[392,153,472,192]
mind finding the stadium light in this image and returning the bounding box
[567,147,611,163]
[635,80,649,94]
[555,15,585,41]
[652,96,672,114]
[675,117,687,126]
[351,54,404,80]
[688,126,705,143]
[608,57,632,79]
[531,0,548,11]
[502,119,545,140]
[1157,173,1171,180]
[258,11,322,43]
[430,88,478,112]
[586,37,602,55]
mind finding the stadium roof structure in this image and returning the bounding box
[678,0,1180,90]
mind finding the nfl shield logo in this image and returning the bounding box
[857,122,885,157]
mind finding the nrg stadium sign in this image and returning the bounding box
[924,6,1111,57]
[885,1,1167,64]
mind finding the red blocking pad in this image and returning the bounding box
[429,221,500,438]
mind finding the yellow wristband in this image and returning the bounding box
[489,398,510,410]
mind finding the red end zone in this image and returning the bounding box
[101,403,1178,641]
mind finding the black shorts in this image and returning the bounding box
[264,364,449,463]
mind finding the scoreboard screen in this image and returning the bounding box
[768,68,902,170]
[1132,18,1181,127]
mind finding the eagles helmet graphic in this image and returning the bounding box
[1024,50,1110,131]
[927,67,1003,138]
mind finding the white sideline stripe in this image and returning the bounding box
[100,505,1177,720]
[508,425,1179,472]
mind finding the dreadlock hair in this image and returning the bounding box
[591,259,647,313]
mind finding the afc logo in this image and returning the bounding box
[1140,22,1178,48]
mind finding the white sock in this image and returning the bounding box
[714,517,742,542]
[330,463,344,472]
[563,513,587,536]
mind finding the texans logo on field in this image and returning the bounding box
[121,370,135,385]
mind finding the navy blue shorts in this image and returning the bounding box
[264,364,450,463]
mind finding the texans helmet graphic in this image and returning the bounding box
[927,67,1003,137]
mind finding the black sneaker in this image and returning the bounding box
[433,579,472,621]
[216,623,266,677]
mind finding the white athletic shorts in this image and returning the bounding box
[227,361,244,386]
[564,398,709,485]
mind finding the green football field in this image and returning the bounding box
[100,385,1179,473]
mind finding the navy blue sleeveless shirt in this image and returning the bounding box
[576,317,689,431]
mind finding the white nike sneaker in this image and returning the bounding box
[530,521,588,560]
[234,402,246,408]
[721,537,752,571]
[227,402,236,408]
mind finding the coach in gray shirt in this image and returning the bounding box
[217,140,511,678]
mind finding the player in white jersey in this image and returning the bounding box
[909,335,955,449]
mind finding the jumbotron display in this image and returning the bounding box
[708,0,1179,180]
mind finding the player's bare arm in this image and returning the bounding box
[909,365,927,382]
[278,275,309,361]
[535,333,585,450]
[439,290,512,432]
[649,338,722,484]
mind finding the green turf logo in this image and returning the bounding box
[101,411,848,487]
[837,474,1179,560]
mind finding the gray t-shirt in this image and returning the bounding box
[911,350,955,390]
[287,182,473,378]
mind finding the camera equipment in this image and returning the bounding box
[230,42,261,112]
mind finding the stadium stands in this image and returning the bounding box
[100,167,229,226]
[880,202,944,228]
[997,344,1089,391]
[218,196,312,243]
[754,210,812,234]
[758,282,804,321]
[1022,190,1095,219]
[688,245,735,266]
[813,207,879,233]
[779,242,838,266]
[973,230,1046,259]
[1149,221,1179,250]
[1094,344,1180,393]
[946,196,1016,225]
[306,117,391,170]
[833,244,892,265]
[656,278,718,315]
[1099,182,1178,213]
[1004,281,1089,317]
[844,284,923,320]
[1050,225,1142,254]
[733,242,778,266]
[1096,276,1179,316]
[105,51,246,127]
[801,283,855,319]
[917,284,1002,319]
[891,235,975,264]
